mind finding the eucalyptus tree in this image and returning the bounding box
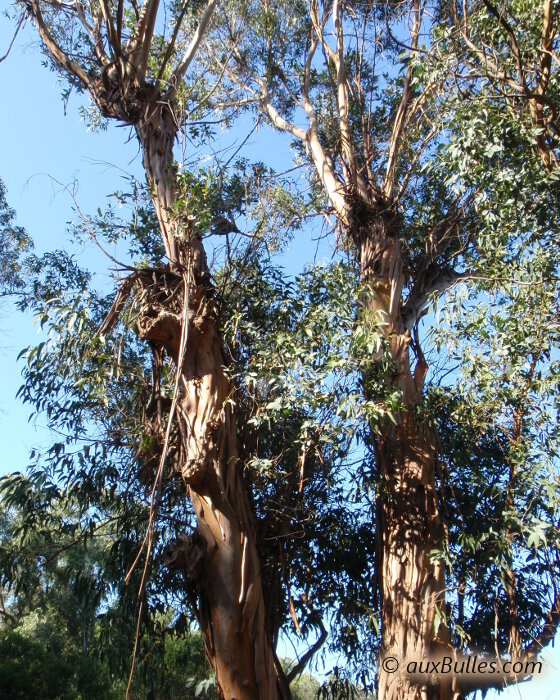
[204,1,560,698]
[9,2,560,699]
[2,76,377,700]
[206,3,470,698]
[440,0,560,173]
[13,1,285,696]
[420,0,560,674]
[1,181,380,699]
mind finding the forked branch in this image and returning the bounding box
[166,0,218,101]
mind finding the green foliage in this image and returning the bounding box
[0,496,217,700]
[0,177,383,688]
[290,670,321,700]
[219,257,399,674]
[0,230,205,691]
[173,158,314,251]
[0,179,33,296]
[0,629,78,700]
[427,267,560,653]
[317,668,372,700]
[5,0,560,692]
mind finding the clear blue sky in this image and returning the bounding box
[0,12,558,697]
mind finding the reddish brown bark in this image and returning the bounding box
[130,101,284,699]
[42,60,285,695]
[351,208,456,700]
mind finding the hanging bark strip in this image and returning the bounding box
[129,264,280,699]
[26,1,283,696]
[133,99,283,699]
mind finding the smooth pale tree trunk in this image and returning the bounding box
[352,209,458,700]
[131,101,283,700]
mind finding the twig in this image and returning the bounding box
[0,13,25,63]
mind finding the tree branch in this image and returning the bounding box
[332,0,369,203]
[98,0,120,57]
[480,0,527,91]
[457,0,525,95]
[259,83,308,140]
[131,0,160,84]
[156,0,188,84]
[525,591,560,658]
[28,1,94,91]
[123,0,160,81]
[75,2,109,66]
[285,614,328,683]
[402,268,469,329]
[116,0,124,46]
[165,0,218,102]
[383,0,422,200]
[0,12,25,63]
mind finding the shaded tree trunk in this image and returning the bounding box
[131,100,283,700]
[351,207,457,700]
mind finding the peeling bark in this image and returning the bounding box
[133,272,280,699]
[26,2,285,694]
[128,104,283,698]
[79,67,282,700]
[351,205,455,700]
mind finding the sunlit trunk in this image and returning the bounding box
[133,102,283,700]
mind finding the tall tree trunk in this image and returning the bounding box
[133,101,283,700]
[351,208,456,700]
[24,2,284,693]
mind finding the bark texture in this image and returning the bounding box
[130,101,283,699]
[90,85,283,697]
[351,206,456,700]
[25,1,284,680]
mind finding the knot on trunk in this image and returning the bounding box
[135,268,216,356]
[134,269,184,349]
[163,532,206,579]
[347,195,399,249]
[99,266,216,359]
[181,417,222,487]
[182,458,207,486]
[95,68,159,125]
